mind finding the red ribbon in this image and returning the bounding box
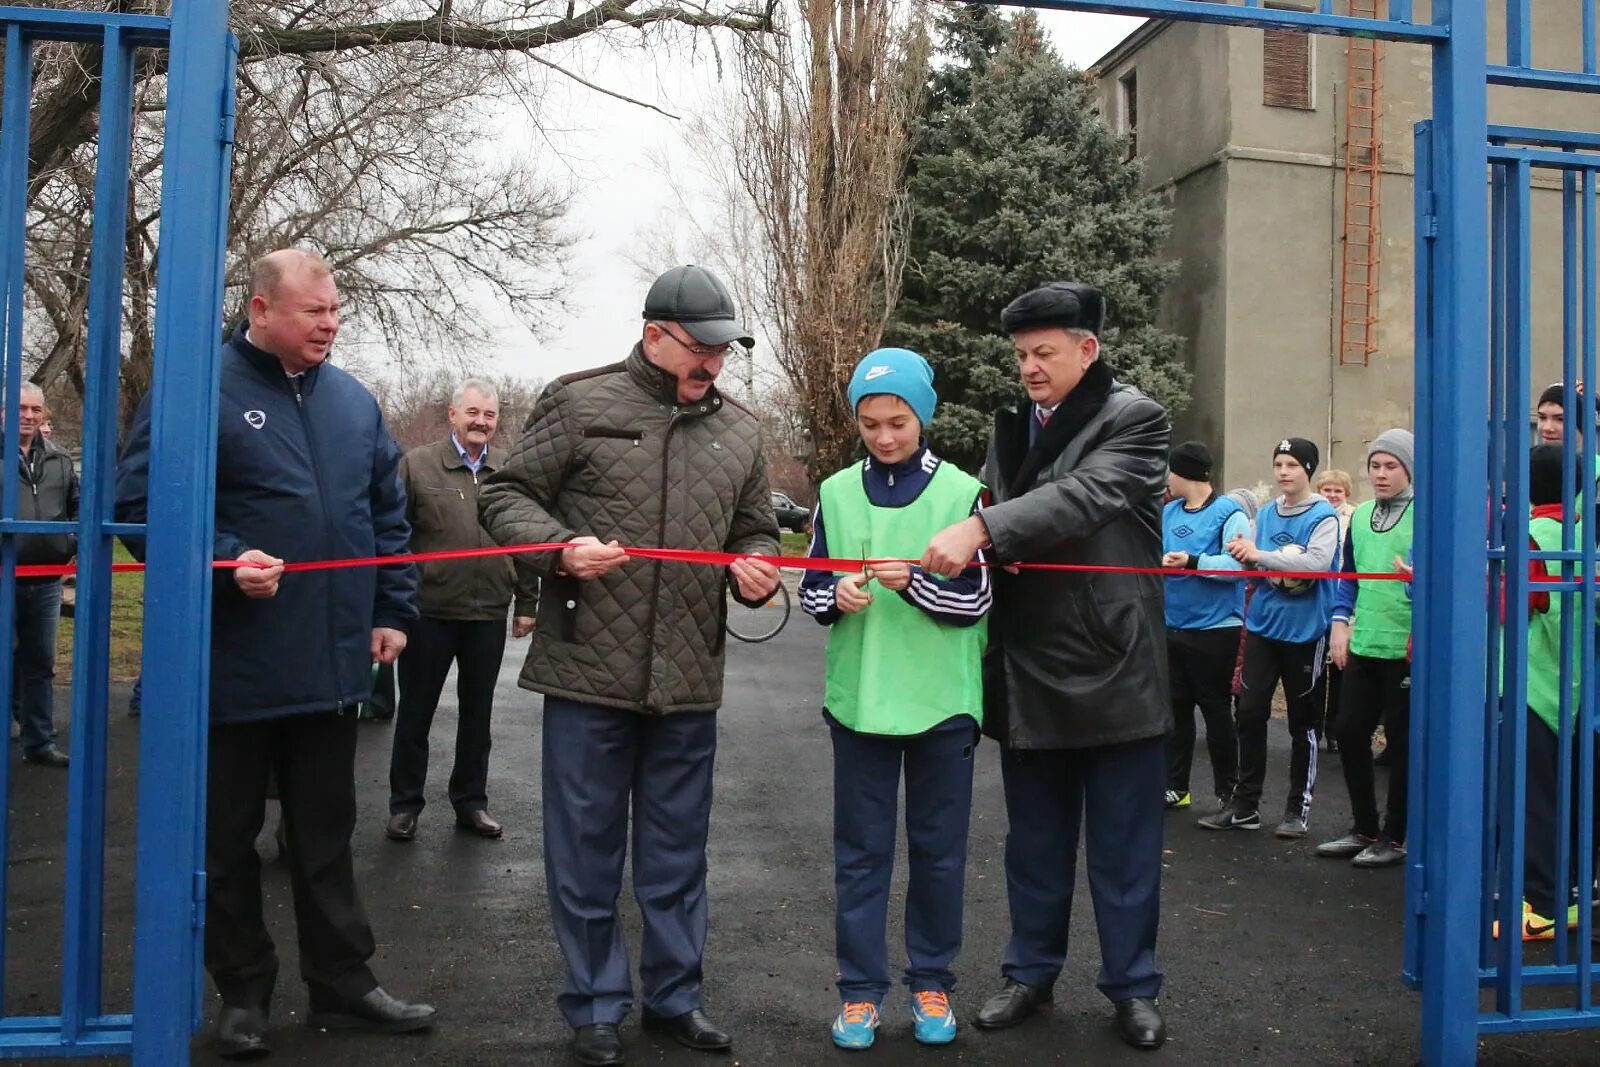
[16,541,1411,582]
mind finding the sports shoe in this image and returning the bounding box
[911,990,957,1045]
[832,1002,880,1050]
[1351,839,1407,868]
[1197,802,1261,831]
[1316,831,1378,858]
[1493,901,1580,942]
[1274,816,1308,839]
[1164,789,1192,810]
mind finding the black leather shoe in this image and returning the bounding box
[455,809,504,839]
[23,744,68,767]
[306,986,436,1033]
[642,1007,732,1051]
[973,978,1053,1030]
[215,1005,270,1060]
[573,1023,625,1066]
[385,812,417,842]
[1115,997,1167,1050]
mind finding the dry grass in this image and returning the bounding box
[55,542,144,684]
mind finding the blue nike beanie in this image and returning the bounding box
[847,348,937,429]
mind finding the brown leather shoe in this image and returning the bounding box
[455,810,503,839]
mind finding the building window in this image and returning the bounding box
[1263,29,1312,108]
[1119,70,1138,158]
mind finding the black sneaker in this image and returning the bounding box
[1197,802,1261,831]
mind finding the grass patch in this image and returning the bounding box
[780,530,810,557]
[56,542,144,683]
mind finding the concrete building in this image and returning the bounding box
[1091,8,1600,488]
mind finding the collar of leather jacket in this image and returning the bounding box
[996,360,1115,495]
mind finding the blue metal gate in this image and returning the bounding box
[0,3,232,1062]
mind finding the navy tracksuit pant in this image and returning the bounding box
[541,696,717,1028]
[829,714,977,1004]
[999,736,1165,1003]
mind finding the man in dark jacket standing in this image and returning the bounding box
[116,249,434,1060]
[480,265,781,1067]
[13,382,76,767]
[385,378,537,842]
[923,282,1171,1051]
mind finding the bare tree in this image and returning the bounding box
[730,0,928,483]
[17,0,774,422]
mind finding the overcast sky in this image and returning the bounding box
[463,11,1144,386]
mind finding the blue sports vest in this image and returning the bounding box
[1246,497,1339,645]
[1163,496,1244,630]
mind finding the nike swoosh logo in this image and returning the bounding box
[863,366,893,380]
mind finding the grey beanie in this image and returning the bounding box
[1367,428,1415,480]
[1225,487,1260,523]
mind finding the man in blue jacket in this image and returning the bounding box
[116,249,432,1060]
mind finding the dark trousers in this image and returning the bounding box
[1234,630,1326,820]
[542,696,717,1028]
[1333,653,1412,842]
[205,711,377,1010]
[389,616,506,816]
[11,578,59,755]
[1165,626,1241,800]
[830,715,976,1004]
[999,737,1164,1002]
[1524,712,1600,919]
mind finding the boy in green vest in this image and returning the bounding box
[1495,444,1596,940]
[798,349,989,1051]
[1316,429,1415,868]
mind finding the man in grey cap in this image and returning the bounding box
[480,265,781,1067]
[922,281,1172,1050]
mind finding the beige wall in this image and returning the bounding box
[1093,7,1600,490]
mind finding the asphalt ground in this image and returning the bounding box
[9,618,1600,1065]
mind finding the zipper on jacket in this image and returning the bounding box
[638,405,680,711]
[288,374,345,710]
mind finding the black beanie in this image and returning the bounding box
[1273,437,1320,477]
[1169,441,1213,482]
[1540,382,1568,409]
[1529,444,1577,507]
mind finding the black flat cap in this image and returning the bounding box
[643,265,755,349]
[1000,281,1107,335]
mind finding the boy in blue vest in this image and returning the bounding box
[1317,429,1415,869]
[1160,441,1248,813]
[798,349,990,1051]
[1199,438,1339,838]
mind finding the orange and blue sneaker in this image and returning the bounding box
[1493,900,1583,941]
[911,990,957,1045]
[832,1001,880,1050]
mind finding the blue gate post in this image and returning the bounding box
[1416,1,1490,1064]
[130,0,235,1062]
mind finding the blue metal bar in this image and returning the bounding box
[1480,1008,1600,1034]
[0,5,166,41]
[1391,0,1412,25]
[59,26,136,1041]
[1489,66,1600,94]
[1506,0,1531,67]
[1006,0,1446,40]
[1490,126,1600,151]
[1495,157,1534,1020]
[0,22,31,1024]
[132,4,234,1062]
[1550,170,1579,972]
[1417,1,1492,1058]
[0,1014,132,1033]
[1588,0,1598,75]
[1404,118,1435,991]
[1481,965,1600,985]
[1579,165,1599,1008]
[1482,163,1510,974]
[1489,146,1600,171]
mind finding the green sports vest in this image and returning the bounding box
[1349,498,1415,660]
[1526,515,1583,733]
[820,461,987,735]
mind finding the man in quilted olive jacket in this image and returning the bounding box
[479,265,781,1067]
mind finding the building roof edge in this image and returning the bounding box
[1086,18,1165,76]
